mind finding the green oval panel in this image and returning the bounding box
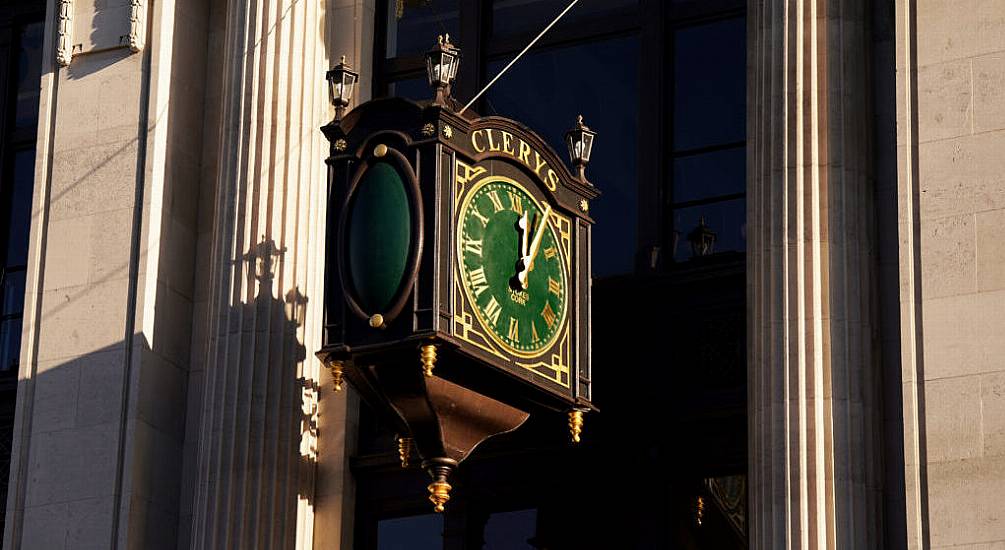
[346,162,413,313]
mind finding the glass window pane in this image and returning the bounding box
[672,17,746,151]
[1,270,25,317]
[486,36,639,277]
[5,150,36,268]
[673,198,746,262]
[483,509,537,549]
[0,318,22,373]
[378,514,443,550]
[672,147,745,204]
[385,0,459,59]
[15,22,43,131]
[492,0,637,38]
[389,77,431,101]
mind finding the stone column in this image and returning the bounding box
[186,0,334,548]
[747,0,883,548]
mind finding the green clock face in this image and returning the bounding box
[457,177,568,357]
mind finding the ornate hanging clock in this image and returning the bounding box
[317,38,599,512]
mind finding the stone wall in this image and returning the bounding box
[895,0,1005,547]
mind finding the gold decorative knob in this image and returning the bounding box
[428,480,452,513]
[374,144,388,157]
[327,360,345,393]
[420,344,437,377]
[369,313,384,328]
[398,436,413,469]
[568,409,585,443]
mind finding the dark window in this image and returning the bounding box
[667,14,746,261]
[365,1,748,547]
[484,36,640,277]
[377,514,444,550]
[0,4,44,538]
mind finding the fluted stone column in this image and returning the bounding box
[747,0,883,548]
[187,0,334,547]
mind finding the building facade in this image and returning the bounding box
[0,0,1002,548]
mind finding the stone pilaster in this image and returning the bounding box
[747,0,882,548]
[187,0,333,547]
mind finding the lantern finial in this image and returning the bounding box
[565,115,596,182]
[426,35,461,106]
[326,55,359,121]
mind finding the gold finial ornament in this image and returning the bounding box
[568,409,585,443]
[420,344,437,377]
[374,144,388,157]
[398,436,413,468]
[327,360,345,392]
[428,480,451,513]
[695,495,705,526]
[369,314,384,328]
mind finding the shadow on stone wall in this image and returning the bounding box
[6,236,319,549]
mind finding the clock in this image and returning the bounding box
[456,176,568,358]
[318,94,598,513]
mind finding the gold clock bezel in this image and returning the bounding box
[455,174,570,359]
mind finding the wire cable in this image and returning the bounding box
[459,0,580,115]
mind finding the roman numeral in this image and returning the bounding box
[469,267,489,297]
[488,191,505,213]
[463,236,483,256]
[484,296,502,327]
[507,191,523,214]
[507,317,520,342]
[470,207,490,227]
[531,321,540,342]
[541,301,557,329]
[548,277,562,296]
[543,246,557,260]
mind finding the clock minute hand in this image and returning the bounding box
[519,204,552,289]
[518,211,529,259]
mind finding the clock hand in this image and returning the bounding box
[518,203,552,289]
[518,211,529,259]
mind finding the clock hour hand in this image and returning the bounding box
[518,204,552,289]
[513,211,530,285]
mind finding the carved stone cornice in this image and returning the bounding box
[127,0,145,52]
[54,0,147,67]
[56,0,72,66]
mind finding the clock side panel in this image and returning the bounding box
[576,217,592,405]
[437,145,456,335]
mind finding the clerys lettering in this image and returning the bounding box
[470,128,560,191]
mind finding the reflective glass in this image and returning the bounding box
[672,17,746,151]
[378,514,443,550]
[492,0,637,38]
[5,151,36,268]
[672,198,746,261]
[15,22,42,131]
[1,270,24,317]
[389,77,432,102]
[672,146,745,204]
[0,318,21,373]
[486,36,640,277]
[385,0,459,59]
[483,509,537,549]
